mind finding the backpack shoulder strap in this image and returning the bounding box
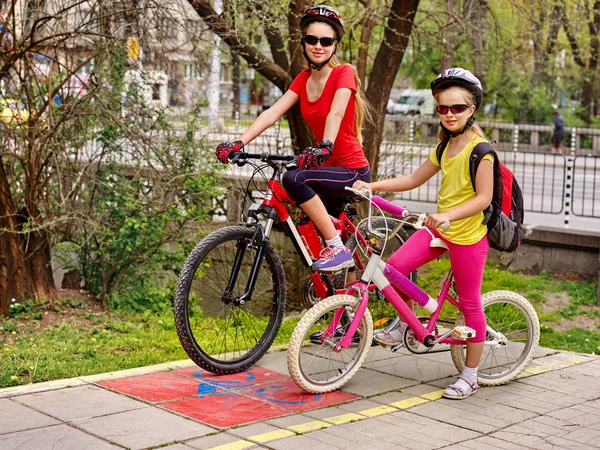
[469,142,499,191]
[435,138,450,166]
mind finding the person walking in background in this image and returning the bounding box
[215,5,372,272]
[550,110,565,154]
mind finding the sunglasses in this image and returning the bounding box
[436,104,471,115]
[303,35,337,47]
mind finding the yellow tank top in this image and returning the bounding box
[429,135,494,245]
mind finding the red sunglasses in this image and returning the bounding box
[436,104,471,115]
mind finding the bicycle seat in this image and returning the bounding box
[430,237,448,250]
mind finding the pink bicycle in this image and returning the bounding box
[287,187,540,393]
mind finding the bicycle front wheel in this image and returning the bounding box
[174,226,286,374]
[450,290,540,386]
[287,294,373,393]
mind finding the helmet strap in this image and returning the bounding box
[441,115,476,138]
[302,44,336,71]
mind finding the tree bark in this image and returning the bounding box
[190,1,291,92]
[356,0,374,86]
[0,158,55,316]
[363,0,420,180]
[471,0,488,94]
[440,0,459,71]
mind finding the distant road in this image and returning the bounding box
[396,199,600,234]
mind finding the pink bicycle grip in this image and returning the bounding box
[372,195,407,218]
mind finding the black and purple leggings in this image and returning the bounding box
[282,165,371,210]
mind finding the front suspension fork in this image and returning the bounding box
[224,219,273,304]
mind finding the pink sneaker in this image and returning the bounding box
[314,246,354,272]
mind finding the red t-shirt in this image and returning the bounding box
[289,65,369,169]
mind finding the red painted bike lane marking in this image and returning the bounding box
[97,367,359,428]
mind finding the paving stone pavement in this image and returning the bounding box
[1,345,599,450]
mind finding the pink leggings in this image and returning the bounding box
[387,229,489,343]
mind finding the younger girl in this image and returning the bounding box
[353,68,494,400]
[216,5,371,272]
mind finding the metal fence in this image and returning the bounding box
[380,143,600,219]
[173,107,600,221]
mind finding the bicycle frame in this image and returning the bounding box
[328,254,468,351]
[321,193,469,351]
[226,153,370,302]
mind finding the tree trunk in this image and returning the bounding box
[471,0,488,94]
[356,0,374,87]
[440,0,458,71]
[363,0,420,180]
[0,158,55,316]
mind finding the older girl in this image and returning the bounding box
[216,5,371,272]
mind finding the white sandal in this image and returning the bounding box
[373,329,403,346]
[442,375,478,400]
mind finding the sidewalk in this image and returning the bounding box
[1,344,599,450]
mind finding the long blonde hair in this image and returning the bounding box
[325,56,372,145]
[434,87,486,141]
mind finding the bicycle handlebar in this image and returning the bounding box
[233,152,296,164]
[344,186,450,234]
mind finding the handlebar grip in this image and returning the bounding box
[440,221,450,232]
[371,196,408,218]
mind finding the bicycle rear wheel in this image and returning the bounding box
[287,294,373,393]
[450,290,540,385]
[174,226,286,374]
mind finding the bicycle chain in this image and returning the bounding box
[402,318,456,354]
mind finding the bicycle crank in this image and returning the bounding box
[403,317,451,354]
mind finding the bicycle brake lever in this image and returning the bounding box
[413,213,427,230]
[230,152,244,165]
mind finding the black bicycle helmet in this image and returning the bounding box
[431,68,483,137]
[299,5,345,39]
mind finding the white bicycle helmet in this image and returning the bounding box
[431,68,483,110]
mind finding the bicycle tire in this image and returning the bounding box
[287,294,373,393]
[174,226,286,374]
[450,290,540,386]
[345,217,416,330]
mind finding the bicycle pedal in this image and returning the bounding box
[452,326,476,340]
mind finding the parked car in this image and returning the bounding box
[0,98,29,128]
[387,89,434,116]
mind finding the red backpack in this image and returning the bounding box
[436,140,524,253]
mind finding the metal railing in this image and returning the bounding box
[180,106,600,221]
[385,115,600,155]
[379,143,600,220]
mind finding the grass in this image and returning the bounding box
[417,258,600,354]
[1,261,598,389]
[1,307,187,388]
